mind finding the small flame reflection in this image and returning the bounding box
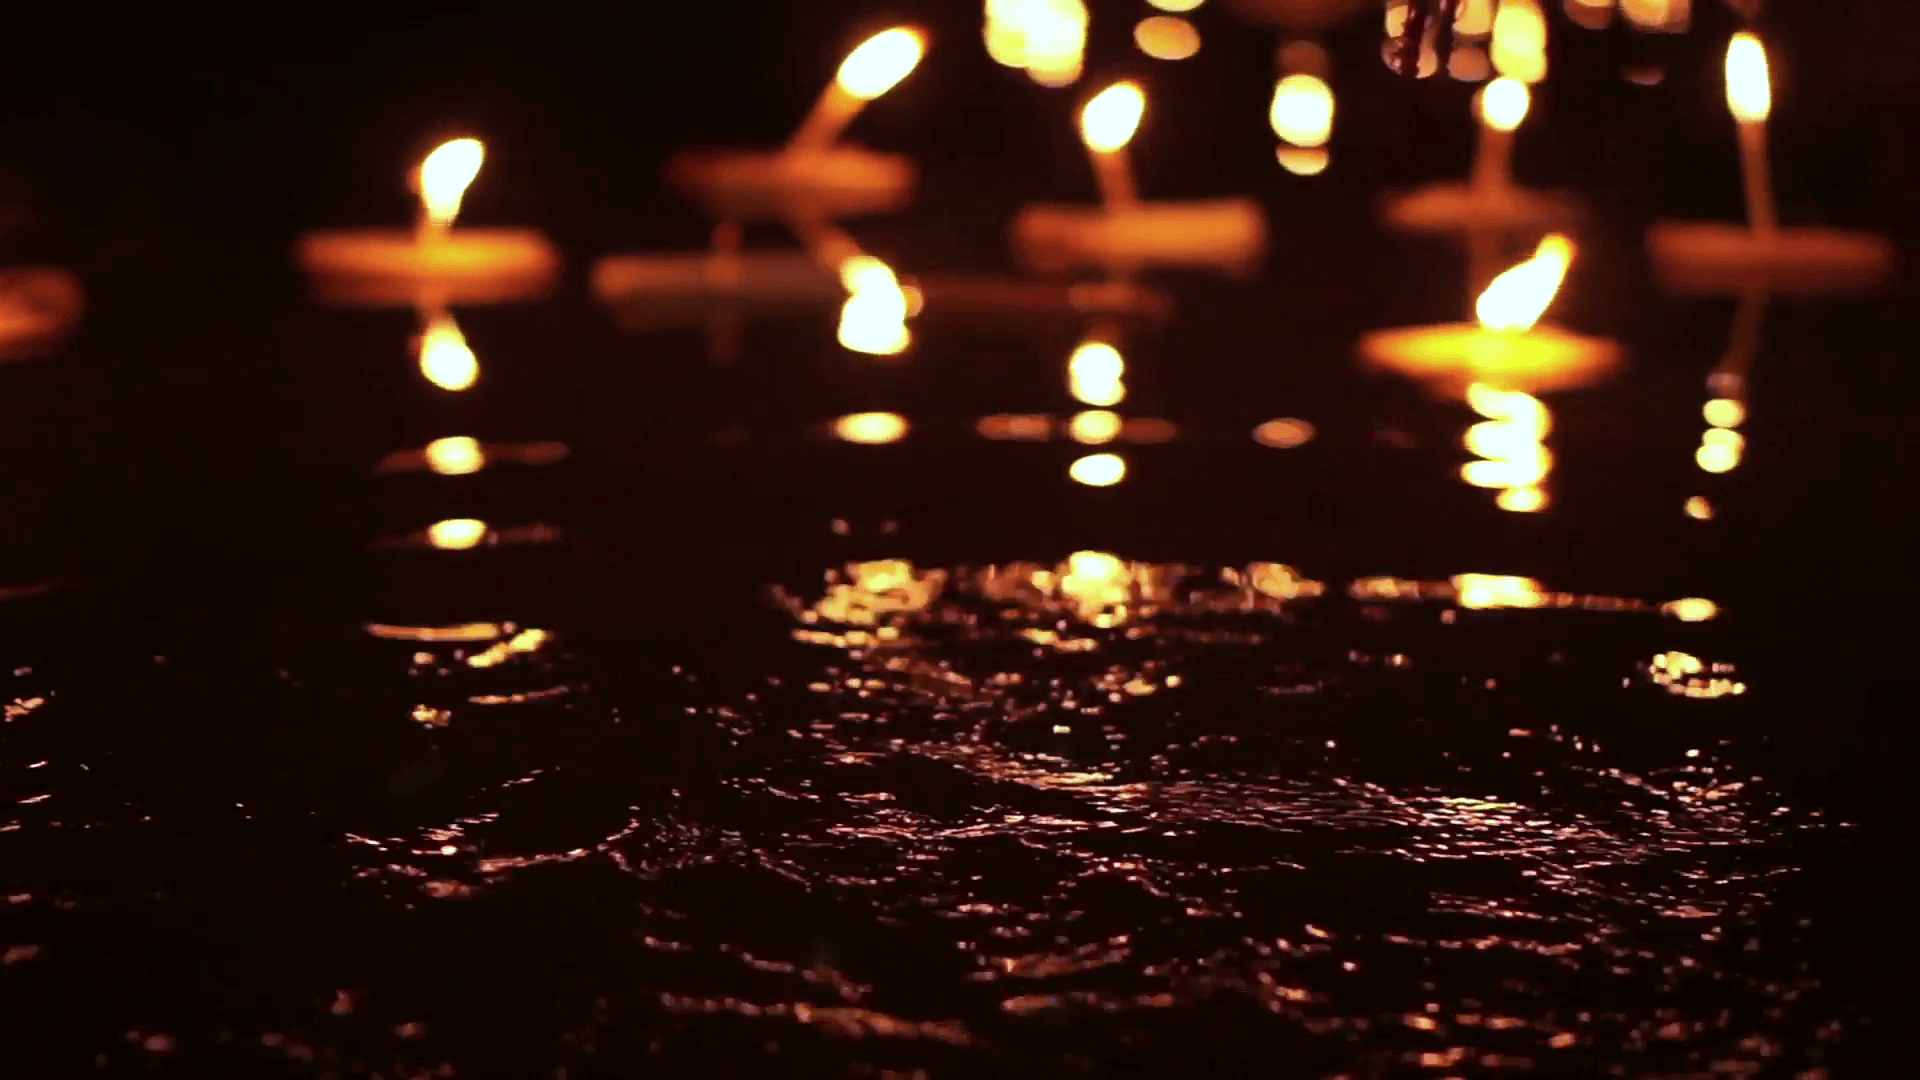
[835,412,909,444]
[428,518,489,551]
[1069,452,1127,486]
[1068,341,1126,406]
[1253,418,1315,448]
[1135,16,1200,61]
[424,437,485,476]
[419,314,479,392]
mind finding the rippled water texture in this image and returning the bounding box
[1,561,1860,1074]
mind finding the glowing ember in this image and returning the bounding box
[1081,82,1145,153]
[834,412,909,444]
[1452,573,1546,610]
[418,138,484,229]
[1663,597,1720,622]
[1069,452,1127,486]
[1685,495,1714,520]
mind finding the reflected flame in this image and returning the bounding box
[837,28,926,100]
[419,314,479,391]
[1135,16,1201,61]
[1475,234,1573,333]
[1623,0,1688,33]
[1703,398,1746,428]
[419,138,484,229]
[1081,82,1145,153]
[1276,146,1330,175]
[838,254,898,294]
[1495,485,1548,512]
[1452,573,1545,610]
[1147,0,1203,10]
[1663,597,1720,622]
[1491,0,1548,83]
[1685,495,1714,520]
[1479,77,1530,132]
[1270,74,1334,148]
[1069,452,1127,486]
[1253,418,1315,448]
[1069,409,1122,444]
[1465,384,1552,504]
[1068,340,1126,406]
[838,255,911,356]
[1725,32,1770,124]
[834,412,909,444]
[428,518,488,551]
[425,436,484,476]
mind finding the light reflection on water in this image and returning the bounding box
[0,558,1852,1073]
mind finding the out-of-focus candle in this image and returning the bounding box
[1472,77,1528,195]
[297,138,560,307]
[0,267,84,361]
[1647,32,1895,296]
[837,255,913,356]
[1382,77,1577,234]
[670,28,925,222]
[1135,16,1202,61]
[1361,235,1622,397]
[1014,83,1265,276]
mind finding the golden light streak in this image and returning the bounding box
[418,138,484,229]
[977,414,1054,441]
[1662,597,1720,622]
[834,412,909,444]
[1270,74,1334,147]
[1452,573,1546,610]
[1069,452,1127,486]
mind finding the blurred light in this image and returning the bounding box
[424,436,484,476]
[1135,16,1200,60]
[428,518,488,551]
[1253,418,1315,448]
[1725,32,1771,124]
[1147,0,1203,10]
[1479,77,1530,132]
[1496,485,1548,512]
[1270,74,1333,147]
[977,413,1054,441]
[1663,597,1720,622]
[1466,383,1550,432]
[1276,146,1330,175]
[1453,573,1545,610]
[1703,398,1746,428]
[1456,0,1495,36]
[1685,495,1714,520]
[987,0,1088,86]
[1448,47,1492,82]
[1081,82,1146,152]
[1069,452,1127,486]
[419,314,479,391]
[1068,340,1127,406]
[1696,440,1741,473]
[1120,417,1178,444]
[419,138,483,228]
[836,28,925,100]
[1566,0,1615,29]
[1067,550,1126,582]
[1278,40,1329,77]
[1702,427,1745,452]
[1476,234,1572,332]
[838,254,897,294]
[1623,0,1689,32]
[838,256,912,356]
[1622,64,1665,86]
[1491,0,1548,84]
[1462,447,1549,488]
[834,412,909,444]
[1069,409,1122,444]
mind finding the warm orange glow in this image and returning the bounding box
[977,413,1054,441]
[834,412,909,444]
[1623,0,1688,32]
[1663,597,1720,622]
[1465,419,1545,460]
[1081,82,1145,153]
[1479,77,1530,132]
[1685,495,1714,520]
[1457,0,1495,36]
[1069,409,1122,444]
[836,28,926,100]
[838,254,896,294]
[1448,47,1492,83]
[1491,0,1547,84]
[1135,16,1200,61]
[428,518,488,551]
[1068,341,1126,406]
[1059,550,1132,622]
[1146,0,1203,10]
[1120,417,1178,444]
[1253,418,1315,448]
[1452,573,1545,610]
[1475,233,1573,333]
[838,255,911,356]
[1703,397,1746,428]
[1725,32,1771,124]
[1696,438,1742,473]
[425,436,484,476]
[1270,74,1334,148]
[1069,452,1127,486]
[419,138,484,229]
[1496,485,1548,512]
[419,314,479,391]
[1276,146,1330,175]
[986,0,1088,86]
[1702,427,1745,453]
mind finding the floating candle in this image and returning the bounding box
[297,138,560,307]
[1647,32,1895,296]
[0,267,84,361]
[669,28,925,222]
[1381,77,1580,235]
[1013,81,1265,276]
[1360,234,1622,397]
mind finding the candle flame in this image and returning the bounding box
[1069,452,1127,486]
[1475,233,1574,333]
[1725,32,1770,124]
[837,255,911,356]
[1081,82,1145,153]
[424,436,484,476]
[836,28,925,100]
[428,518,489,551]
[1479,77,1530,133]
[1270,74,1334,148]
[418,138,484,229]
[1068,340,1126,406]
[419,313,479,391]
[834,412,909,444]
